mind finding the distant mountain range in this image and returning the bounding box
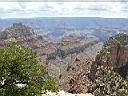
[1,17,128,29]
[0,17,128,42]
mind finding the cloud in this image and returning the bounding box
[0,2,128,18]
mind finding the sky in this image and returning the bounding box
[0,2,128,18]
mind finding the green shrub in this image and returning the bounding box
[85,66,128,96]
[0,44,58,96]
[43,76,58,92]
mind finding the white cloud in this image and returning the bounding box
[0,2,128,18]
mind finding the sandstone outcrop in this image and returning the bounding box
[90,33,128,79]
[0,23,103,92]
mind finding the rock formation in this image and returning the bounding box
[90,33,128,79]
[0,23,103,93]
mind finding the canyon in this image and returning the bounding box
[0,22,128,95]
[0,23,103,92]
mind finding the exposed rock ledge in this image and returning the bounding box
[42,91,94,96]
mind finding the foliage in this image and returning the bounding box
[85,65,128,96]
[84,33,128,96]
[108,33,128,46]
[43,76,58,92]
[0,44,58,96]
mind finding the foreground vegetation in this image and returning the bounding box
[85,65,128,96]
[85,34,128,96]
[0,44,58,96]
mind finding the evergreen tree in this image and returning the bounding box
[0,44,58,96]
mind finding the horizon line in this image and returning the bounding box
[1,16,128,19]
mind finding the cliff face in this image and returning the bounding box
[91,33,128,79]
[0,23,34,39]
[56,34,102,59]
[0,23,57,57]
[0,23,103,92]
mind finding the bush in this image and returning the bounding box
[0,44,58,96]
[85,66,128,96]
